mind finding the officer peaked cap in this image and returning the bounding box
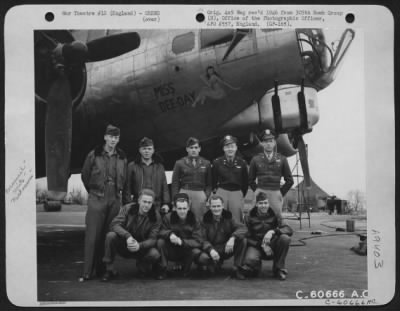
[261,129,276,141]
[221,135,237,146]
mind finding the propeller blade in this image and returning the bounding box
[45,70,72,201]
[40,31,141,201]
[297,136,311,188]
[86,32,141,62]
[222,29,250,61]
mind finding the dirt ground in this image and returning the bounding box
[36,204,367,304]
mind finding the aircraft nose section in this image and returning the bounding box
[219,101,297,157]
[296,28,355,90]
[259,84,319,134]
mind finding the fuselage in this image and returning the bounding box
[35,28,353,176]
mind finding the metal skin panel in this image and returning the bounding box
[260,85,319,132]
[35,28,352,178]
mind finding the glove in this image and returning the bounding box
[262,244,273,257]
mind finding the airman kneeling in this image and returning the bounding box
[240,192,293,280]
[156,193,204,279]
[101,189,162,281]
[197,195,248,279]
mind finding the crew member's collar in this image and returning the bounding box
[257,207,270,218]
[141,158,153,166]
[225,155,235,162]
[264,151,274,158]
[138,209,148,216]
[103,146,116,155]
[213,215,222,222]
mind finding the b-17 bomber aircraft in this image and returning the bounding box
[34,28,355,208]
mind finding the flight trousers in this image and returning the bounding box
[156,238,203,274]
[83,185,120,277]
[243,234,291,275]
[196,237,247,270]
[102,232,160,271]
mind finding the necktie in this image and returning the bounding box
[192,158,196,167]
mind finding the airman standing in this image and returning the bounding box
[248,129,294,216]
[80,124,127,281]
[212,135,248,222]
[124,137,170,213]
[171,137,212,220]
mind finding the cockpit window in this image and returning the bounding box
[200,29,235,49]
[296,28,355,88]
[297,29,333,79]
[172,32,195,54]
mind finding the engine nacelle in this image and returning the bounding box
[260,84,319,134]
[34,30,87,107]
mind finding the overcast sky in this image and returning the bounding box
[37,29,365,199]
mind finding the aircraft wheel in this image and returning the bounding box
[44,201,62,212]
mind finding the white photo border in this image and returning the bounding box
[4,4,395,307]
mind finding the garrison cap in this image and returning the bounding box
[256,191,269,202]
[221,135,237,146]
[261,129,276,141]
[138,188,155,199]
[186,137,200,147]
[105,124,120,136]
[139,137,154,148]
[174,193,189,203]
